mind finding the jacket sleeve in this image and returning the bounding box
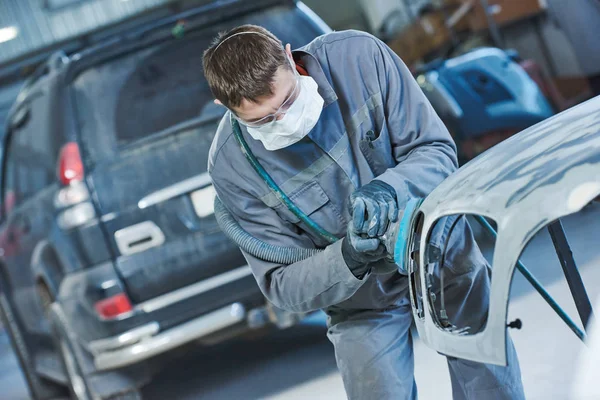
[211,169,367,313]
[369,36,459,206]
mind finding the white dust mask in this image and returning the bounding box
[246,75,324,151]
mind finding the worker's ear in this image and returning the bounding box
[285,43,292,58]
[214,99,223,106]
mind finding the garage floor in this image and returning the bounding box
[2,204,599,400]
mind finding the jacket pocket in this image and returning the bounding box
[272,181,345,245]
[359,128,395,177]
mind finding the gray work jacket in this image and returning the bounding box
[208,30,460,315]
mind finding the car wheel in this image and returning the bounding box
[0,291,66,399]
[48,303,142,400]
[0,274,66,400]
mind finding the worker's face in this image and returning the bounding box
[216,45,299,126]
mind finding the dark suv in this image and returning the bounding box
[0,1,329,399]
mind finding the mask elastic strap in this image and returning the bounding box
[212,31,296,73]
[212,31,281,57]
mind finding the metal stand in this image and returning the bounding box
[547,220,594,330]
[474,215,587,341]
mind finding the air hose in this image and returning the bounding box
[229,113,339,244]
[212,113,339,264]
[214,195,323,264]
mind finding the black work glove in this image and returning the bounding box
[349,180,399,238]
[341,219,388,278]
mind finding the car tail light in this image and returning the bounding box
[58,142,84,186]
[95,293,133,319]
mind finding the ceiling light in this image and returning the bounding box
[0,26,18,44]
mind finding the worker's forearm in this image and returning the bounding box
[261,240,367,313]
[376,142,457,206]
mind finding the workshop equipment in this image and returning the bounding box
[416,47,554,160]
[379,197,423,275]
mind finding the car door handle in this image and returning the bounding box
[114,221,165,256]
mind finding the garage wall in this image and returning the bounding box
[302,0,430,33]
[0,0,177,66]
[302,0,368,31]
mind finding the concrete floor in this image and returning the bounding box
[1,204,599,400]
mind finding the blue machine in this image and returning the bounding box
[416,48,554,145]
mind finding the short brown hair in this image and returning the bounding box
[203,25,291,109]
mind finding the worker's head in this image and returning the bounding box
[203,25,297,125]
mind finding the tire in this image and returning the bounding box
[48,303,142,400]
[0,290,66,399]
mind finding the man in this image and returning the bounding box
[203,25,524,399]
[545,0,600,96]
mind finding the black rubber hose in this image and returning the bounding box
[214,196,323,265]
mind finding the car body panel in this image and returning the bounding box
[411,95,600,365]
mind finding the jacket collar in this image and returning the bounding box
[292,49,338,107]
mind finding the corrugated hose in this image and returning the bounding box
[214,196,323,264]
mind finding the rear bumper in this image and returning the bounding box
[59,263,265,339]
[86,301,306,371]
[90,303,246,371]
[58,263,305,371]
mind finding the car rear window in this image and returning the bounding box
[71,5,324,160]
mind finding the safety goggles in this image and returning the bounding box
[233,72,301,128]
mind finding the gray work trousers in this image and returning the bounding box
[326,262,525,399]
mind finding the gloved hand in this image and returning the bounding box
[341,219,388,278]
[349,180,399,238]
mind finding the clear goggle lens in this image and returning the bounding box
[235,73,301,128]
